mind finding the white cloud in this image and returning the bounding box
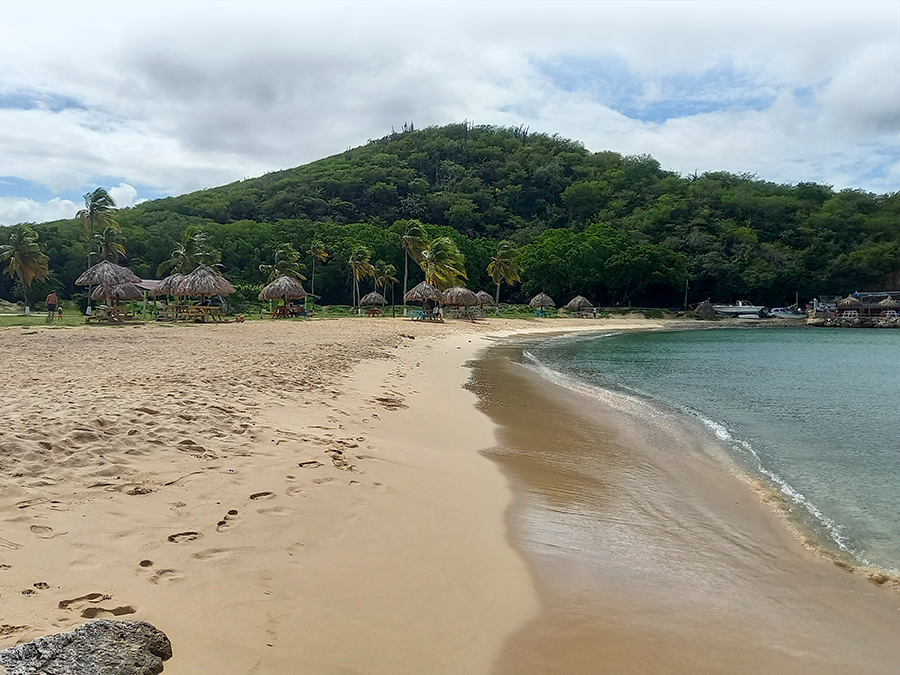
[0,197,78,226]
[0,0,897,219]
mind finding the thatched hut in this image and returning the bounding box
[838,294,862,309]
[475,290,495,306]
[564,295,593,310]
[442,286,479,307]
[90,282,143,302]
[404,281,444,304]
[359,291,387,306]
[258,275,309,302]
[878,295,899,309]
[75,261,143,309]
[174,265,236,298]
[151,274,185,297]
[529,292,555,308]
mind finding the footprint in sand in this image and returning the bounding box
[0,564,10,570]
[216,510,239,532]
[0,538,21,550]
[285,485,307,498]
[192,548,234,561]
[33,582,49,590]
[30,525,65,539]
[148,569,180,585]
[256,506,288,516]
[298,460,323,469]
[249,491,275,500]
[311,477,334,485]
[58,593,110,610]
[80,605,137,619]
[139,560,153,568]
[21,589,36,596]
[167,531,202,543]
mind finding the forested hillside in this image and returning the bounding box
[3,123,899,308]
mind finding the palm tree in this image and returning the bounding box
[418,236,467,290]
[157,226,217,276]
[260,243,306,282]
[400,220,427,315]
[93,226,127,263]
[487,241,521,304]
[1,226,49,311]
[306,241,328,297]
[76,188,118,264]
[347,245,376,313]
[374,260,399,310]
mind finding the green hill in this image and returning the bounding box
[3,122,899,309]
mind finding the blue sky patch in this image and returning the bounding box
[0,91,84,113]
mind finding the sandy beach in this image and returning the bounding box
[2,316,899,674]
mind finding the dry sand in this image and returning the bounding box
[4,315,897,675]
[0,315,622,674]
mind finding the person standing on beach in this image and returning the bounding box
[46,291,58,318]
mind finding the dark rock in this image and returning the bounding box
[0,619,172,675]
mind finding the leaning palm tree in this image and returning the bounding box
[157,226,217,276]
[374,260,400,310]
[93,226,127,263]
[260,243,306,283]
[487,241,521,305]
[418,236,467,290]
[306,241,328,297]
[0,226,49,312]
[400,220,427,315]
[347,245,376,312]
[76,188,118,264]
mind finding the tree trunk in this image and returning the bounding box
[311,259,316,297]
[402,252,409,317]
[495,281,501,305]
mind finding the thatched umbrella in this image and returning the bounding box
[90,282,143,302]
[838,294,862,309]
[442,286,479,307]
[359,291,387,306]
[151,274,185,297]
[404,281,444,304]
[564,295,593,310]
[878,295,899,309]
[174,264,236,298]
[75,261,142,310]
[529,292,555,308]
[258,275,309,302]
[475,290,495,306]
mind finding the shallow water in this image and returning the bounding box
[526,326,900,572]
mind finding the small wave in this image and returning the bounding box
[524,347,883,572]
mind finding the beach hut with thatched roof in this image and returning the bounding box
[475,290,494,306]
[404,281,443,304]
[152,274,185,297]
[90,282,143,302]
[529,292,555,316]
[75,261,143,312]
[564,295,593,318]
[442,286,478,307]
[174,264,236,298]
[837,294,862,318]
[359,291,387,306]
[258,275,309,318]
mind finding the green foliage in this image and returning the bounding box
[2,123,898,309]
[1,226,50,308]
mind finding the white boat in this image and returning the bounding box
[711,300,768,318]
[770,307,806,319]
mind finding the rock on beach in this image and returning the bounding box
[0,620,172,675]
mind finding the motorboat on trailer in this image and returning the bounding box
[711,300,769,318]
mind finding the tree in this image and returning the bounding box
[260,243,306,282]
[93,226,126,263]
[348,245,375,310]
[306,241,329,297]
[418,236,467,290]
[157,226,217,276]
[374,260,399,308]
[76,188,118,266]
[400,220,427,311]
[487,241,521,304]
[1,226,49,310]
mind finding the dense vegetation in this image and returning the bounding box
[3,122,899,309]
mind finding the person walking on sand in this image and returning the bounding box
[46,291,58,318]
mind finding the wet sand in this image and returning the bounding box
[474,339,900,675]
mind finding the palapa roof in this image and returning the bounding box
[91,282,144,302]
[878,295,899,308]
[565,295,593,310]
[75,261,141,287]
[258,275,309,301]
[359,291,387,306]
[174,264,236,297]
[475,290,495,306]
[838,294,862,308]
[529,292,556,308]
[441,286,479,307]
[152,274,185,296]
[404,281,443,303]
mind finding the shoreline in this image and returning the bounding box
[474,335,900,674]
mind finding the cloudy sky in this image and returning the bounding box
[1,0,898,225]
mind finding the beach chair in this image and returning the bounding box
[411,308,425,321]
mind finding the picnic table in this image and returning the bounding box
[365,307,382,316]
[158,305,225,322]
[86,306,138,324]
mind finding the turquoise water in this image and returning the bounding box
[526,327,900,572]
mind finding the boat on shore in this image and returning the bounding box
[770,307,806,319]
[711,301,768,318]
